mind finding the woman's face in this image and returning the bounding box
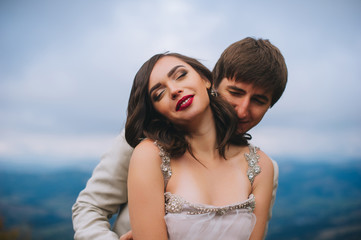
[148,56,211,127]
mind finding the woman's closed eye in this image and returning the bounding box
[151,69,188,102]
[153,89,165,101]
[175,70,187,80]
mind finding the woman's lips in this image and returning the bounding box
[176,95,194,111]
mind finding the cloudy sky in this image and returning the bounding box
[1,0,360,166]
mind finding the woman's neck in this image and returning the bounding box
[185,110,220,163]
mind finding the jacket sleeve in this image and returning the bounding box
[72,129,134,240]
[269,159,279,220]
[263,159,279,239]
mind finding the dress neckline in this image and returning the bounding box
[164,192,255,215]
[165,191,255,208]
[154,141,261,215]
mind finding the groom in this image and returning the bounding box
[72,37,288,240]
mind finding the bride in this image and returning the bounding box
[125,52,274,240]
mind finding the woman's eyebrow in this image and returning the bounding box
[167,65,185,78]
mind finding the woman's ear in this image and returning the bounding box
[204,79,212,89]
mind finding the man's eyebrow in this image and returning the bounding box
[149,83,161,96]
[167,65,185,78]
[227,85,245,92]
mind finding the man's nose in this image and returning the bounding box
[235,99,250,119]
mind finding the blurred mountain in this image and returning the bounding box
[267,160,361,240]
[0,167,92,240]
[0,159,361,240]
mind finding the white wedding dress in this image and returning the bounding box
[156,142,262,240]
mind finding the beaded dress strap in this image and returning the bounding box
[154,141,172,190]
[244,145,261,185]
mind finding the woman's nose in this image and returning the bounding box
[171,89,183,100]
[169,83,183,99]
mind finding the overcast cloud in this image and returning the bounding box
[1,0,360,165]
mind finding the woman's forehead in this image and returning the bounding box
[154,56,187,70]
[150,56,188,81]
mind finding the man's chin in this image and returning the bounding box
[237,128,247,134]
[237,124,250,134]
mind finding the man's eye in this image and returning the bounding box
[253,98,266,105]
[229,91,241,96]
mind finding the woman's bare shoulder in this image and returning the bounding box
[131,139,161,165]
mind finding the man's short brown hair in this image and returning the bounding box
[213,37,288,107]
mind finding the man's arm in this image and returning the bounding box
[72,129,133,240]
[269,159,279,219]
[262,159,279,239]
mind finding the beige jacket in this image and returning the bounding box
[72,130,133,240]
[72,130,279,239]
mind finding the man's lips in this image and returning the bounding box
[176,95,194,111]
[237,120,248,126]
[238,121,250,127]
[238,120,249,124]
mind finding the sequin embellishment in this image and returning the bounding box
[154,141,172,188]
[165,192,255,215]
[244,145,261,185]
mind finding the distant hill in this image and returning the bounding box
[0,168,92,240]
[267,160,361,240]
[0,160,361,240]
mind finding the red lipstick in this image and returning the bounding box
[176,95,194,111]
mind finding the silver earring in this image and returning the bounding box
[210,88,218,97]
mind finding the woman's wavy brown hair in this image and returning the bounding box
[125,52,247,158]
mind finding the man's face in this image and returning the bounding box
[217,77,272,133]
